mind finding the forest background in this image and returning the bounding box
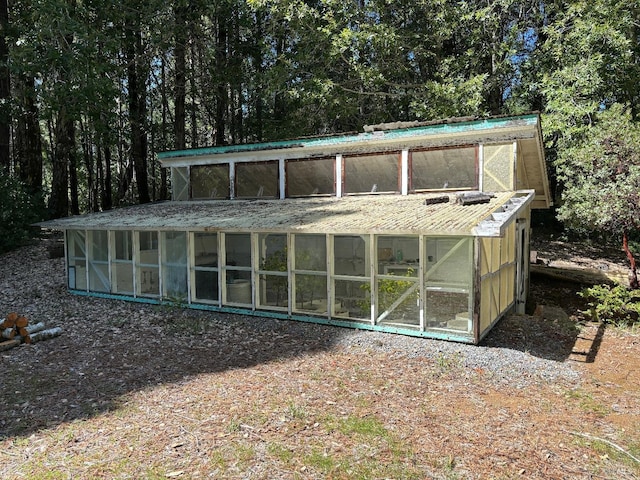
[0,0,639,260]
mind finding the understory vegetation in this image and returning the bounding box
[580,284,640,327]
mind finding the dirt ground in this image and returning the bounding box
[0,233,639,479]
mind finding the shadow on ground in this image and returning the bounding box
[0,238,604,440]
[481,272,605,364]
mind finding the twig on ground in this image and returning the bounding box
[569,431,640,464]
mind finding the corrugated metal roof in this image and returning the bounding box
[37,192,531,237]
[158,114,540,161]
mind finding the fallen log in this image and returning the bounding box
[1,327,16,339]
[15,316,28,328]
[24,322,46,335]
[1,312,18,329]
[0,339,20,352]
[530,264,627,286]
[28,327,62,343]
[17,327,30,344]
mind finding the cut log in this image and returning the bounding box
[17,327,31,344]
[29,327,62,343]
[24,322,46,335]
[1,312,18,329]
[0,339,20,351]
[15,316,28,328]
[1,327,16,339]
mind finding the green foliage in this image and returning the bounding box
[579,284,640,325]
[555,104,640,238]
[0,172,44,254]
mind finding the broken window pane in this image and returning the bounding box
[411,146,476,191]
[344,153,399,194]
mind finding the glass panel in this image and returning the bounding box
[344,153,399,193]
[376,278,420,326]
[137,231,159,297]
[424,291,472,332]
[67,230,86,259]
[171,167,189,201]
[194,270,219,302]
[258,274,288,308]
[259,234,287,271]
[333,279,370,320]
[194,233,218,267]
[225,271,252,304]
[162,231,188,299]
[115,231,132,261]
[425,237,472,289]
[67,230,87,290]
[424,236,473,336]
[286,158,334,196]
[411,146,476,190]
[334,235,369,277]
[258,235,288,306]
[192,233,218,304]
[377,236,419,275]
[236,161,279,198]
[112,231,132,294]
[294,235,326,271]
[112,262,133,295]
[191,164,230,199]
[88,231,110,292]
[225,233,251,267]
[294,274,327,313]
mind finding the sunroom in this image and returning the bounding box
[39,114,551,344]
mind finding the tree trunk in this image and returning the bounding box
[214,14,228,145]
[623,231,639,289]
[15,75,43,195]
[174,2,187,151]
[68,129,79,215]
[0,0,10,174]
[102,143,112,210]
[126,12,150,204]
[49,111,72,218]
[159,56,168,200]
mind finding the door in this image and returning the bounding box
[515,219,528,314]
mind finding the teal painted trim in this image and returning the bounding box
[67,289,474,343]
[158,114,539,160]
[70,290,162,305]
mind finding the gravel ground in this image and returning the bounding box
[1,234,581,391]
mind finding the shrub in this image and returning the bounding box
[0,172,44,254]
[579,284,640,325]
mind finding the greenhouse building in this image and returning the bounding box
[38,113,551,344]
